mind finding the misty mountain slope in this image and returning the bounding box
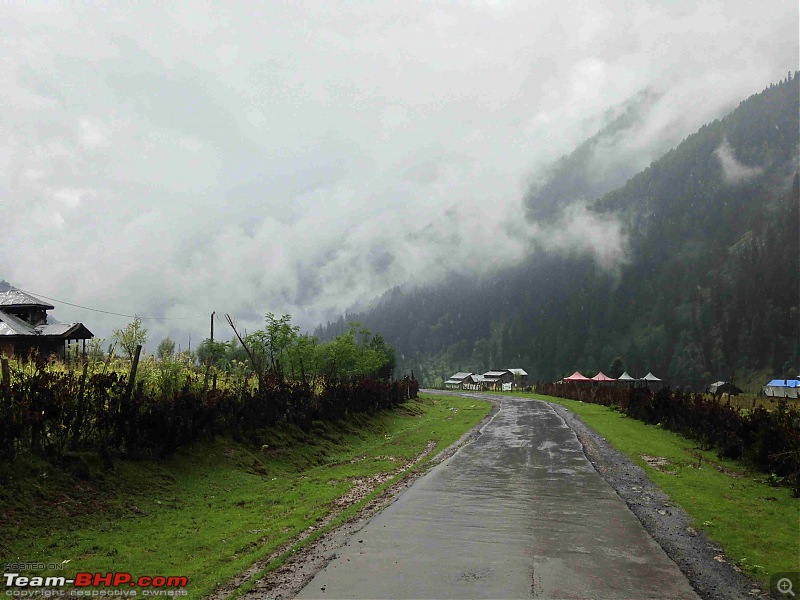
[316,74,799,389]
[523,88,664,224]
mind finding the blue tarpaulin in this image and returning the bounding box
[764,379,800,398]
[766,379,800,387]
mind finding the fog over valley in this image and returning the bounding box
[1,1,797,347]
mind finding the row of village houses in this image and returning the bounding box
[442,368,666,392]
[444,369,528,390]
[445,367,800,399]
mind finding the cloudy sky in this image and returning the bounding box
[1,0,796,348]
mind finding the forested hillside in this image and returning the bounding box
[316,74,799,390]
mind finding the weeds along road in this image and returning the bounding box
[295,393,698,599]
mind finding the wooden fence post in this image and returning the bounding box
[125,345,142,402]
[1,358,9,393]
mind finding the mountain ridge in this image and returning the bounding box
[315,73,800,389]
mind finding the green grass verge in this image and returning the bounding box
[531,392,800,583]
[0,393,490,598]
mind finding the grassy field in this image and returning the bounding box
[531,392,800,583]
[0,393,490,597]
[705,392,797,411]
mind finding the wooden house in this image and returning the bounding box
[444,372,473,389]
[0,288,93,359]
[481,369,515,390]
[506,368,529,386]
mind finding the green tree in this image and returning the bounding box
[316,323,391,379]
[285,334,318,382]
[369,332,397,379]
[156,337,176,361]
[608,356,626,379]
[245,313,300,378]
[112,315,148,360]
[87,337,105,363]
[196,338,231,368]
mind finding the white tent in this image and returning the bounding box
[639,372,666,391]
[617,372,636,385]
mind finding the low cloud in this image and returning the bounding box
[520,203,628,271]
[0,1,795,345]
[714,139,764,184]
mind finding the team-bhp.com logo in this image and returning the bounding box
[3,571,188,597]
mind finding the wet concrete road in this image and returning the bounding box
[296,395,699,599]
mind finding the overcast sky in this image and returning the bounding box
[1,0,797,349]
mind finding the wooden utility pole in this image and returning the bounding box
[125,344,142,401]
[211,312,215,342]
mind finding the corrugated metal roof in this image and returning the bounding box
[449,372,473,380]
[484,370,510,377]
[0,310,37,336]
[507,368,528,376]
[0,310,92,339]
[0,321,23,336]
[0,289,54,309]
[36,323,76,336]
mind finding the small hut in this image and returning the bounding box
[444,372,473,389]
[506,368,529,387]
[482,369,515,390]
[463,374,486,390]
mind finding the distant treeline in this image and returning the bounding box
[538,381,800,495]
[316,73,799,390]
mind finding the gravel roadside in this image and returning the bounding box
[545,399,768,600]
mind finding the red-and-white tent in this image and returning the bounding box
[563,371,592,382]
[591,372,616,382]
